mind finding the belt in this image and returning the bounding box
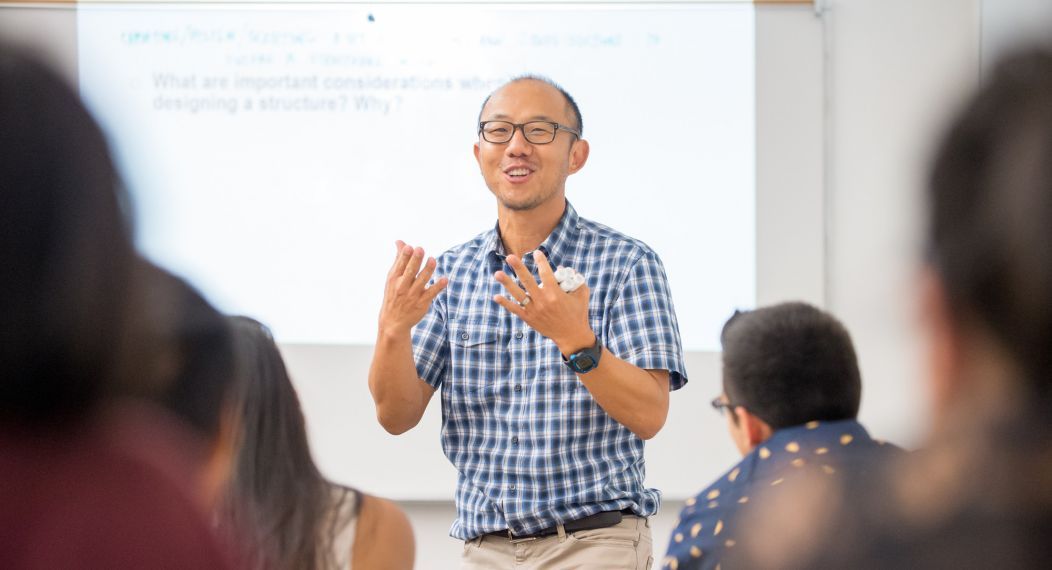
[485,509,635,540]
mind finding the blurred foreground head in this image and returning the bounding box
[739,46,1052,570]
[924,47,1052,421]
[0,45,136,428]
[0,46,238,569]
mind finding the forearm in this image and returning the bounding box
[368,327,432,434]
[574,350,670,440]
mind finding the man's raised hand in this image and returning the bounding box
[492,250,594,355]
[378,240,448,336]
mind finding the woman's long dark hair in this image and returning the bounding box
[218,317,355,570]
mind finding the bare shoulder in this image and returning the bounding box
[352,493,415,570]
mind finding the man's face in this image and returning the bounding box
[473,80,587,212]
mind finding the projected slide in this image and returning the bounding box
[78,2,755,350]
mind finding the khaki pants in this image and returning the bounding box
[461,515,653,570]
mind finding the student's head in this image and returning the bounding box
[148,269,238,442]
[121,265,240,505]
[474,75,589,214]
[717,302,862,455]
[225,316,318,488]
[0,45,136,428]
[922,47,1052,421]
[218,316,338,570]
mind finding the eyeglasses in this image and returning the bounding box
[478,120,581,144]
[710,397,737,416]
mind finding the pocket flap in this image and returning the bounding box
[451,323,499,347]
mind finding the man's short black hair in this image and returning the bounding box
[928,47,1052,397]
[477,74,583,135]
[721,302,862,430]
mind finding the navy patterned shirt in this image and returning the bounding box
[412,201,687,540]
[662,419,903,570]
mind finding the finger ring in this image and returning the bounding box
[519,294,532,308]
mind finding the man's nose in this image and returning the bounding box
[505,126,532,155]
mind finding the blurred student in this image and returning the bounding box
[128,264,243,509]
[0,45,235,568]
[662,302,901,570]
[218,316,414,570]
[742,47,1052,569]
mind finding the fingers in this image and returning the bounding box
[532,250,559,289]
[396,247,425,293]
[505,254,541,295]
[414,256,438,288]
[492,294,527,320]
[388,241,413,279]
[423,276,449,303]
[389,242,443,295]
[494,270,528,302]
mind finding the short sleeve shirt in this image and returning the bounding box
[412,201,687,540]
[662,419,903,570]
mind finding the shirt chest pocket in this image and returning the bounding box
[449,320,507,393]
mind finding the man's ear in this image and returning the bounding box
[568,139,589,174]
[473,142,482,168]
[919,266,962,422]
[735,406,773,451]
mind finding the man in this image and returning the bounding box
[663,302,901,570]
[741,47,1052,569]
[368,75,687,568]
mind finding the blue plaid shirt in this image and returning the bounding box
[412,201,687,540]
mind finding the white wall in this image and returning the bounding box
[981,0,1052,74]
[823,0,979,448]
[0,5,75,79]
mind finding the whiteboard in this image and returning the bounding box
[0,2,823,500]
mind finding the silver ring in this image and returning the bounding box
[519,294,532,308]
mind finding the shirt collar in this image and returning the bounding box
[485,200,581,269]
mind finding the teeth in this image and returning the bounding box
[507,168,530,176]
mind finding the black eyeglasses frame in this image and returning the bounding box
[478,120,581,145]
[710,396,739,417]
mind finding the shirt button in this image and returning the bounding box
[510,485,517,492]
[512,436,519,444]
[514,385,522,393]
[460,332,469,340]
[515,331,524,340]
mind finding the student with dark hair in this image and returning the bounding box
[219,316,414,570]
[0,45,234,568]
[662,302,901,570]
[740,47,1052,570]
[123,264,244,509]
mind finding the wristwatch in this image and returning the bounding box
[563,336,603,374]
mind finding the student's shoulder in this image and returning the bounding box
[353,493,415,570]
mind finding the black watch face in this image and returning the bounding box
[573,355,596,371]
